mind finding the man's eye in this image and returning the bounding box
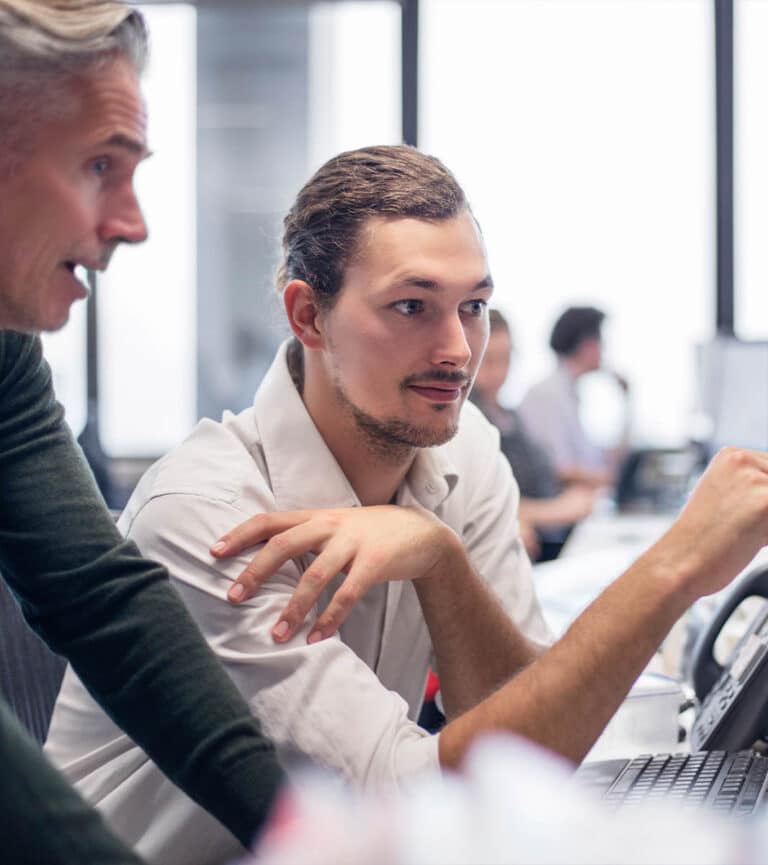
[91,157,111,176]
[393,299,424,315]
[460,299,488,316]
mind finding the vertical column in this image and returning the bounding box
[715,0,734,335]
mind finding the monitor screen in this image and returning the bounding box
[695,338,768,452]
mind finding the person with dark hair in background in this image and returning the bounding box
[519,305,628,488]
[471,309,595,561]
[0,3,283,863]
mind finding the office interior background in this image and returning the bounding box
[41,0,768,507]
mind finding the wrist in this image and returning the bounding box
[632,542,702,613]
[421,524,466,583]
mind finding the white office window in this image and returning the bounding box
[735,0,768,340]
[97,4,197,456]
[308,1,401,170]
[421,0,714,447]
[40,302,87,436]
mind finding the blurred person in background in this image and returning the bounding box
[0,3,283,862]
[518,305,629,489]
[471,309,595,561]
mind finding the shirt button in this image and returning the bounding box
[425,482,437,494]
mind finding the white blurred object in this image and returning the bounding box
[584,673,683,761]
[245,735,752,865]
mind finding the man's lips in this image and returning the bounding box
[60,262,89,298]
[408,383,466,403]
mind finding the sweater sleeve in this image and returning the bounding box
[0,700,145,865]
[0,331,284,847]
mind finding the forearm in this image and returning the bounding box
[518,497,563,526]
[518,494,580,527]
[557,465,612,489]
[0,701,145,865]
[438,548,689,767]
[11,508,284,845]
[0,335,283,844]
[415,533,540,719]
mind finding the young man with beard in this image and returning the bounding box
[47,144,768,864]
[46,144,551,863]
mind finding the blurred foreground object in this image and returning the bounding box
[248,735,760,865]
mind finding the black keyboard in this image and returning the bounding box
[577,750,768,815]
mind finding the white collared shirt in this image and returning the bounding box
[45,341,552,865]
[518,363,607,473]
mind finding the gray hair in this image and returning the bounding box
[0,1,147,167]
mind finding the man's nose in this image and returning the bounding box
[99,187,148,246]
[431,313,472,368]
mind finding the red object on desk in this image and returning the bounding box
[424,669,440,703]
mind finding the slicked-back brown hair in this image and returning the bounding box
[276,145,471,309]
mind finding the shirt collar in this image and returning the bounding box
[556,360,579,394]
[252,340,459,512]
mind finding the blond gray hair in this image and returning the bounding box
[0,1,147,168]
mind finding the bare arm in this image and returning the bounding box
[517,485,596,528]
[413,541,541,718]
[556,465,613,489]
[439,446,768,766]
[212,447,768,769]
[438,547,684,765]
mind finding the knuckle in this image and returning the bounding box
[364,547,389,569]
[319,512,341,531]
[236,570,257,589]
[283,599,310,622]
[265,533,291,556]
[237,513,266,539]
[337,582,362,606]
[304,567,328,588]
[722,445,746,465]
[317,611,340,633]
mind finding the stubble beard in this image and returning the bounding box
[332,376,462,464]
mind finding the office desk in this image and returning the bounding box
[534,511,674,648]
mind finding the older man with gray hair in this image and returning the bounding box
[0,3,283,862]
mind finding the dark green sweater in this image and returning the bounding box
[0,331,284,857]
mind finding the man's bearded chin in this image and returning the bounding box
[334,381,460,463]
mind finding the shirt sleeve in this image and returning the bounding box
[519,375,606,473]
[0,701,144,865]
[0,332,283,845]
[518,382,575,473]
[124,490,441,788]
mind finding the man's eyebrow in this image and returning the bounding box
[397,274,494,292]
[103,133,153,160]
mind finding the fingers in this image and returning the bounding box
[271,539,356,642]
[211,510,314,558]
[304,559,373,644]
[226,519,331,604]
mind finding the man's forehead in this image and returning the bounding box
[351,213,490,278]
[69,58,149,154]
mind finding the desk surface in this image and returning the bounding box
[534,511,674,640]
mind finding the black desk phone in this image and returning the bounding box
[689,565,768,751]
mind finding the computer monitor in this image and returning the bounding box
[695,337,768,453]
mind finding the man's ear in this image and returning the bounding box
[283,280,324,349]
